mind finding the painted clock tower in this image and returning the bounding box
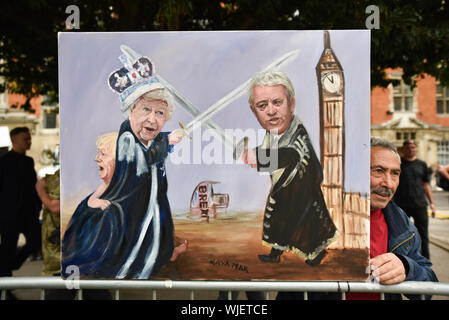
[316,31,345,248]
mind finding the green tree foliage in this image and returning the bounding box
[1,0,448,111]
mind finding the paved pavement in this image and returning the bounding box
[426,191,449,300]
[6,190,449,300]
[430,189,449,242]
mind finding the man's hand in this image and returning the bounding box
[370,253,406,285]
[242,148,257,168]
[429,203,436,218]
[423,182,435,218]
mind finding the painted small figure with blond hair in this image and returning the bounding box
[87,132,119,210]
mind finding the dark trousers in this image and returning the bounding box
[14,218,42,269]
[404,205,430,259]
[0,222,19,277]
[0,218,41,276]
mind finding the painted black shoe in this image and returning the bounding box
[258,254,280,263]
[305,250,328,266]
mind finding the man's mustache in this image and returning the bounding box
[372,186,393,197]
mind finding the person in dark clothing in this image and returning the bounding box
[393,139,435,259]
[0,127,42,298]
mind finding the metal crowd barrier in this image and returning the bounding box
[1,277,449,300]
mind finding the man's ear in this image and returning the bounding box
[289,96,296,113]
[250,104,256,115]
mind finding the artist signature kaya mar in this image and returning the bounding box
[209,258,249,273]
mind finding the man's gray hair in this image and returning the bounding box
[371,137,401,163]
[248,71,295,109]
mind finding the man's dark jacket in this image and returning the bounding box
[0,150,41,223]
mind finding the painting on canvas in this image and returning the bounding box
[59,30,370,280]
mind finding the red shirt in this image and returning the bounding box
[369,208,389,258]
[346,208,388,300]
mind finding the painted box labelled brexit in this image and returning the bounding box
[59,30,370,280]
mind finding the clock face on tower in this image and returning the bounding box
[321,72,342,94]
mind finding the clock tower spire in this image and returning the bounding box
[324,28,331,49]
[316,31,345,248]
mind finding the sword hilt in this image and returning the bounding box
[179,121,192,140]
[233,136,249,160]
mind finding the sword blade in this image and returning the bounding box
[184,49,301,133]
[157,75,236,151]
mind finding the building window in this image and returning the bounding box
[438,141,449,166]
[396,131,416,142]
[437,84,449,114]
[42,108,57,129]
[393,80,413,112]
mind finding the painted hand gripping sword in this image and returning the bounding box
[157,49,300,159]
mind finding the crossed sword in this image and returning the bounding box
[156,49,300,160]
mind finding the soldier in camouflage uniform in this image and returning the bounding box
[36,169,60,276]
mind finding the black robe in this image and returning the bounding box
[256,116,338,260]
[62,120,174,279]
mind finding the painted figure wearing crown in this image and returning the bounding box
[62,46,186,279]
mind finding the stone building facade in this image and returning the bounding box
[0,83,59,176]
[371,69,449,180]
